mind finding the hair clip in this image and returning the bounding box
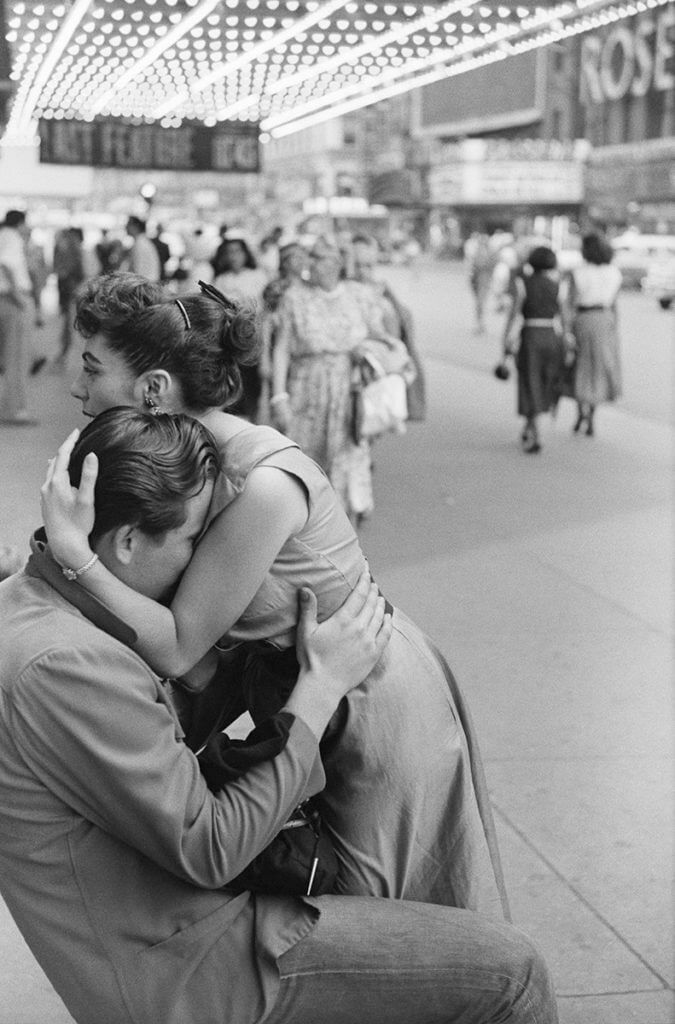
[174,299,191,329]
[197,280,237,312]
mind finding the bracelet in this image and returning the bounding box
[269,392,289,406]
[60,552,99,582]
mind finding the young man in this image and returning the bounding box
[0,409,558,1024]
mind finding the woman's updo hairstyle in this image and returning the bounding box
[581,232,614,266]
[110,284,261,412]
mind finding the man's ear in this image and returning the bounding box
[106,523,138,567]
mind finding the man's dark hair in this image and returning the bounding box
[127,215,146,233]
[68,408,220,545]
[3,209,26,229]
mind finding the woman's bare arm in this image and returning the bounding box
[42,444,309,676]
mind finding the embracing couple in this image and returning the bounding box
[0,273,558,1024]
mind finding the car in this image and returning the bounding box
[612,232,675,290]
[642,255,675,310]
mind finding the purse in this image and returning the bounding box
[357,372,408,440]
[198,713,339,897]
[228,799,339,897]
[351,338,411,443]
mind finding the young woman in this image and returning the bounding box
[501,246,572,454]
[42,272,508,918]
[567,232,623,437]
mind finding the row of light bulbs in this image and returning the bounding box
[1,0,666,146]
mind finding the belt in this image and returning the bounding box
[523,318,556,327]
[576,305,607,312]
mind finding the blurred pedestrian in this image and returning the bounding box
[258,239,308,423]
[271,236,389,524]
[258,225,284,279]
[125,215,161,282]
[53,227,85,372]
[213,235,267,303]
[213,235,268,421]
[464,230,496,334]
[95,229,125,274]
[150,223,171,282]
[0,209,37,425]
[209,222,230,279]
[25,231,49,329]
[567,232,623,437]
[500,246,572,454]
[351,233,426,422]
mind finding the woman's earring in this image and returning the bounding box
[144,392,160,415]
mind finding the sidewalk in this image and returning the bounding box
[0,299,673,1023]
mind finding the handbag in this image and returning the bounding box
[228,799,339,897]
[351,338,411,443]
[198,713,339,897]
[357,372,408,440]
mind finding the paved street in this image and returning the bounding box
[0,260,672,1024]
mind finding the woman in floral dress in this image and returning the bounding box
[270,236,386,525]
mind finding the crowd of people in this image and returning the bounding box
[0,203,563,1024]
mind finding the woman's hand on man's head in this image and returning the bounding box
[40,429,98,569]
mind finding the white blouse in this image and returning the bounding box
[572,262,622,308]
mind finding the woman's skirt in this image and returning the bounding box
[573,309,622,405]
[242,611,510,921]
[516,326,565,419]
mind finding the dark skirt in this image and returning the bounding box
[516,326,565,419]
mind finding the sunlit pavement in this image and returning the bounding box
[0,260,672,1024]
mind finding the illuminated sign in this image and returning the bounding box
[38,118,259,172]
[429,149,584,206]
[580,7,674,104]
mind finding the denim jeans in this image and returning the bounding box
[264,896,558,1024]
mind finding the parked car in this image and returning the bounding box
[612,232,675,289]
[642,255,675,309]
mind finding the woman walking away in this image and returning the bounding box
[568,232,622,437]
[501,246,571,454]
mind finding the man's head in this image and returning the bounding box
[351,235,379,284]
[126,216,146,238]
[68,408,219,600]
[3,209,28,238]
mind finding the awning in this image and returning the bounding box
[2,0,668,145]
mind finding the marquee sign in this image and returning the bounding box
[37,118,259,173]
[580,6,674,104]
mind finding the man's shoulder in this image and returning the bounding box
[0,572,149,684]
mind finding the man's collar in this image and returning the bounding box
[27,529,138,648]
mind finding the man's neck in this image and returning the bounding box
[27,529,137,648]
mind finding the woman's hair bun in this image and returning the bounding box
[219,298,262,367]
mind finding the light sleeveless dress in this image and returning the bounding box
[210,424,509,918]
